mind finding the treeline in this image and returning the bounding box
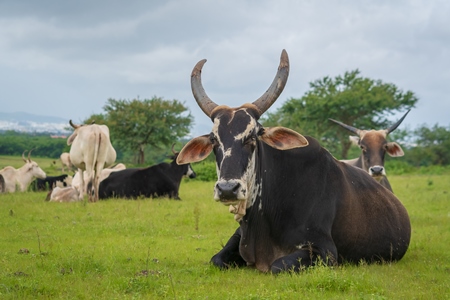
[400,124,450,167]
[0,131,69,158]
[1,122,450,169]
[0,130,177,166]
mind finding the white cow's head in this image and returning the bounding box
[22,149,46,180]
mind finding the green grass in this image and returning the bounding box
[0,173,449,299]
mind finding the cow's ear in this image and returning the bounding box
[177,135,213,164]
[349,135,360,146]
[67,133,77,145]
[260,127,308,150]
[386,142,404,157]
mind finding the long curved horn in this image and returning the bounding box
[386,109,411,134]
[171,143,177,154]
[22,150,28,163]
[28,148,35,161]
[69,120,80,129]
[191,59,218,117]
[328,118,361,135]
[252,49,290,114]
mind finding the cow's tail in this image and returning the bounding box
[89,130,101,201]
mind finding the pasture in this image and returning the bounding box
[0,156,449,298]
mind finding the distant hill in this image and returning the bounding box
[0,111,70,133]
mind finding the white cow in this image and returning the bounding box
[71,163,126,193]
[48,163,125,202]
[0,175,5,192]
[48,186,81,202]
[99,163,126,182]
[0,150,47,193]
[67,120,116,202]
[60,152,72,172]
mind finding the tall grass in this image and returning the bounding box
[0,175,449,299]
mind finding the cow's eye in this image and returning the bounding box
[257,127,265,136]
[210,134,217,144]
[245,136,256,146]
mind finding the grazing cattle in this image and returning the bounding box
[33,174,72,191]
[0,150,47,193]
[176,50,411,273]
[60,152,72,172]
[67,120,117,202]
[47,186,81,202]
[99,148,196,200]
[329,110,410,192]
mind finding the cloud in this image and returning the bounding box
[0,0,449,136]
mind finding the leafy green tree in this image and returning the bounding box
[263,69,418,158]
[406,124,450,166]
[85,97,193,164]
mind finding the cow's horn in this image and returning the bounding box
[69,120,79,129]
[252,49,290,114]
[328,118,361,135]
[171,143,177,154]
[22,150,28,163]
[191,59,218,117]
[386,109,411,134]
[28,148,35,161]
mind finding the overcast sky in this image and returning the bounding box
[0,0,448,136]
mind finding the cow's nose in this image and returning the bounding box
[216,181,241,200]
[370,166,384,176]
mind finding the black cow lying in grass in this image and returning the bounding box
[32,174,72,191]
[98,151,196,200]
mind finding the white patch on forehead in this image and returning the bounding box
[212,118,221,137]
[212,118,232,168]
[218,148,232,175]
[234,109,256,141]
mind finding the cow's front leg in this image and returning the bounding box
[270,243,337,274]
[211,227,246,269]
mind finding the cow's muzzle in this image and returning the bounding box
[369,165,385,177]
[214,179,246,204]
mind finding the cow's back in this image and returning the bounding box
[99,165,177,199]
[70,125,116,169]
[241,137,410,267]
[331,161,411,263]
[0,167,17,192]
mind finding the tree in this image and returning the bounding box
[85,97,193,164]
[406,124,450,166]
[263,69,418,158]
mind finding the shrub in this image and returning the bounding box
[191,161,216,181]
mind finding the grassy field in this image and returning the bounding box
[0,156,449,299]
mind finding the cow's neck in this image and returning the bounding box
[238,137,334,271]
[352,156,363,169]
[16,164,33,191]
[167,160,184,181]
